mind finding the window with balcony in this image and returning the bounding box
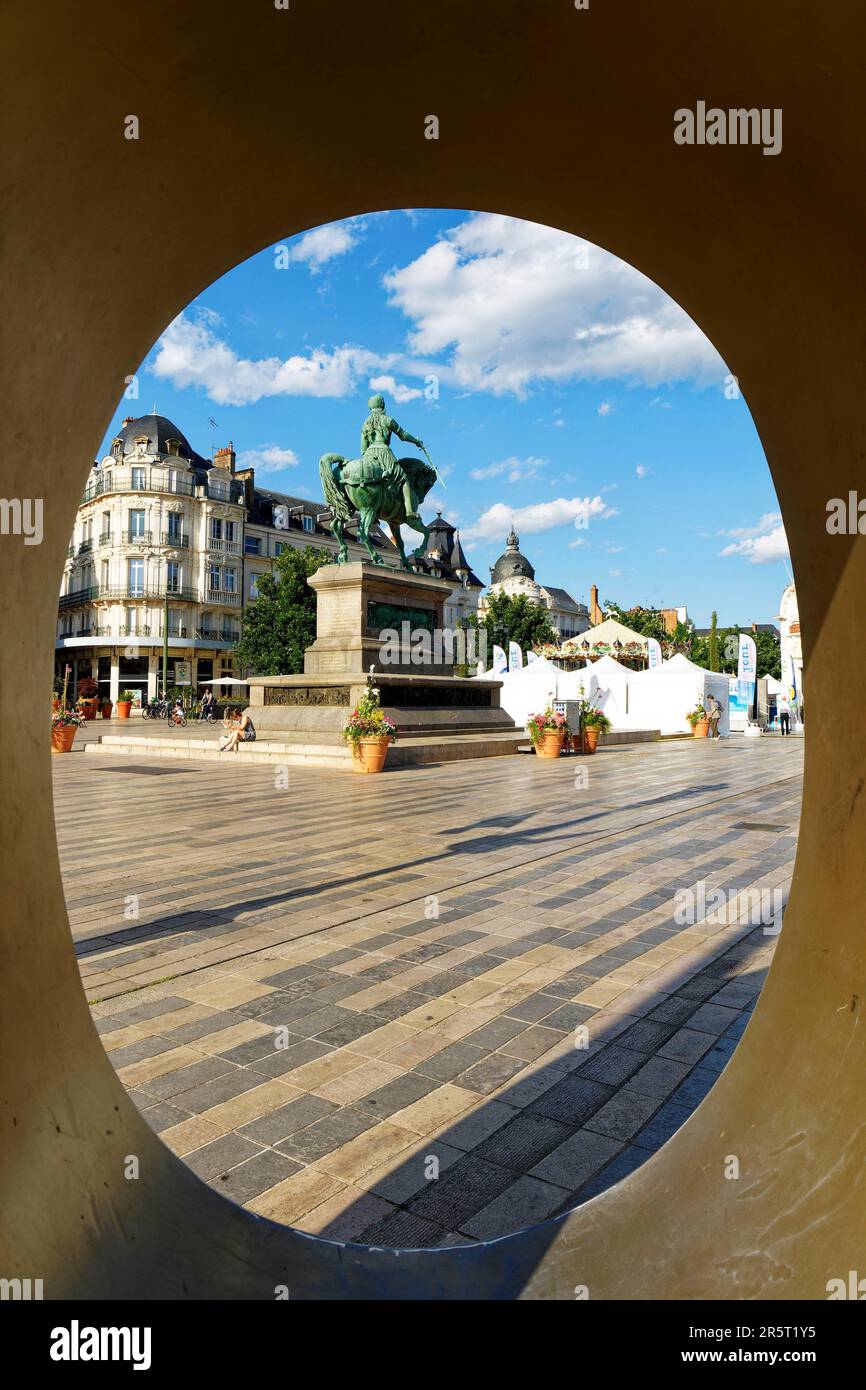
[166,560,180,594]
[128,509,146,540]
[166,512,182,543]
[128,558,144,596]
[131,467,146,490]
[210,518,222,541]
[223,569,236,593]
[167,609,184,638]
[225,521,236,542]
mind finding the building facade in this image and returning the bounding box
[56,415,475,700]
[479,528,589,641]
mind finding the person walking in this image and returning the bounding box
[706,693,722,739]
[778,694,791,736]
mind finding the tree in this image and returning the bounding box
[234,546,332,676]
[471,591,556,662]
[602,600,669,644]
[708,611,719,671]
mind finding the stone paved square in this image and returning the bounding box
[56,731,802,1247]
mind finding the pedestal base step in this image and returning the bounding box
[84,731,528,770]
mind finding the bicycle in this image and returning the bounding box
[167,706,187,727]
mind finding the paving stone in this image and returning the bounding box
[633,1101,694,1152]
[504,993,566,1024]
[367,1141,464,1205]
[219,1034,284,1066]
[461,1175,571,1241]
[355,1072,440,1118]
[668,1065,719,1110]
[185,1132,264,1179]
[249,1039,332,1077]
[475,1111,572,1171]
[238,1094,339,1146]
[416,1040,488,1082]
[171,1067,269,1114]
[657,1028,717,1065]
[700,1037,739,1073]
[137,1056,234,1102]
[406,1154,515,1228]
[139,1101,191,1133]
[453,1052,527,1095]
[315,1014,385,1047]
[576,1045,647,1087]
[210,1148,302,1201]
[648,997,700,1026]
[613,1019,678,1054]
[528,1074,614,1126]
[530,1129,624,1189]
[438,1100,517,1153]
[683,1001,743,1035]
[583,1087,663,1141]
[577,1144,653,1199]
[366,991,430,1021]
[465,1016,528,1050]
[358,1207,448,1249]
[275,1108,379,1163]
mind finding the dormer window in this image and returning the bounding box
[166,438,182,456]
[111,439,123,458]
[302,514,314,534]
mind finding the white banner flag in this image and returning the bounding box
[526,650,539,665]
[492,644,507,676]
[508,641,522,672]
[647,638,662,669]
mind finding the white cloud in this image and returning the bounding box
[609,568,623,577]
[236,445,301,473]
[463,495,617,542]
[569,537,588,549]
[720,512,789,564]
[368,373,422,403]
[383,212,724,397]
[635,464,651,478]
[597,401,614,416]
[553,418,565,427]
[290,221,361,271]
[650,396,672,409]
[151,312,389,406]
[470,455,546,483]
[606,546,624,553]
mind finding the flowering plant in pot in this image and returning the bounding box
[76,676,99,720]
[51,707,85,753]
[527,706,570,758]
[101,698,113,718]
[582,707,612,754]
[341,669,397,773]
[116,689,136,719]
[686,703,709,737]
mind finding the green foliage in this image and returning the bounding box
[708,611,719,671]
[602,600,669,643]
[471,591,556,660]
[234,546,332,676]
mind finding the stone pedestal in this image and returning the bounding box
[244,562,524,764]
[303,562,455,677]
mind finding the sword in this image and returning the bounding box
[419,443,446,490]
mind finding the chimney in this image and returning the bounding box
[213,441,236,473]
[121,416,134,427]
[590,583,603,626]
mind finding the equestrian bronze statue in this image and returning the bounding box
[319,394,437,568]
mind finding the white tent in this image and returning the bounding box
[626,652,730,735]
[476,655,567,729]
[558,654,632,728]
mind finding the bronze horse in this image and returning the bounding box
[319,452,436,568]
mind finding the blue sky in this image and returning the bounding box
[100,209,791,627]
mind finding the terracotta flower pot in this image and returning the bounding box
[101,703,112,719]
[353,735,390,773]
[583,727,600,753]
[116,701,132,719]
[51,725,77,754]
[536,730,565,759]
[79,697,98,721]
[692,719,709,738]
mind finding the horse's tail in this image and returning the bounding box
[319,453,352,522]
